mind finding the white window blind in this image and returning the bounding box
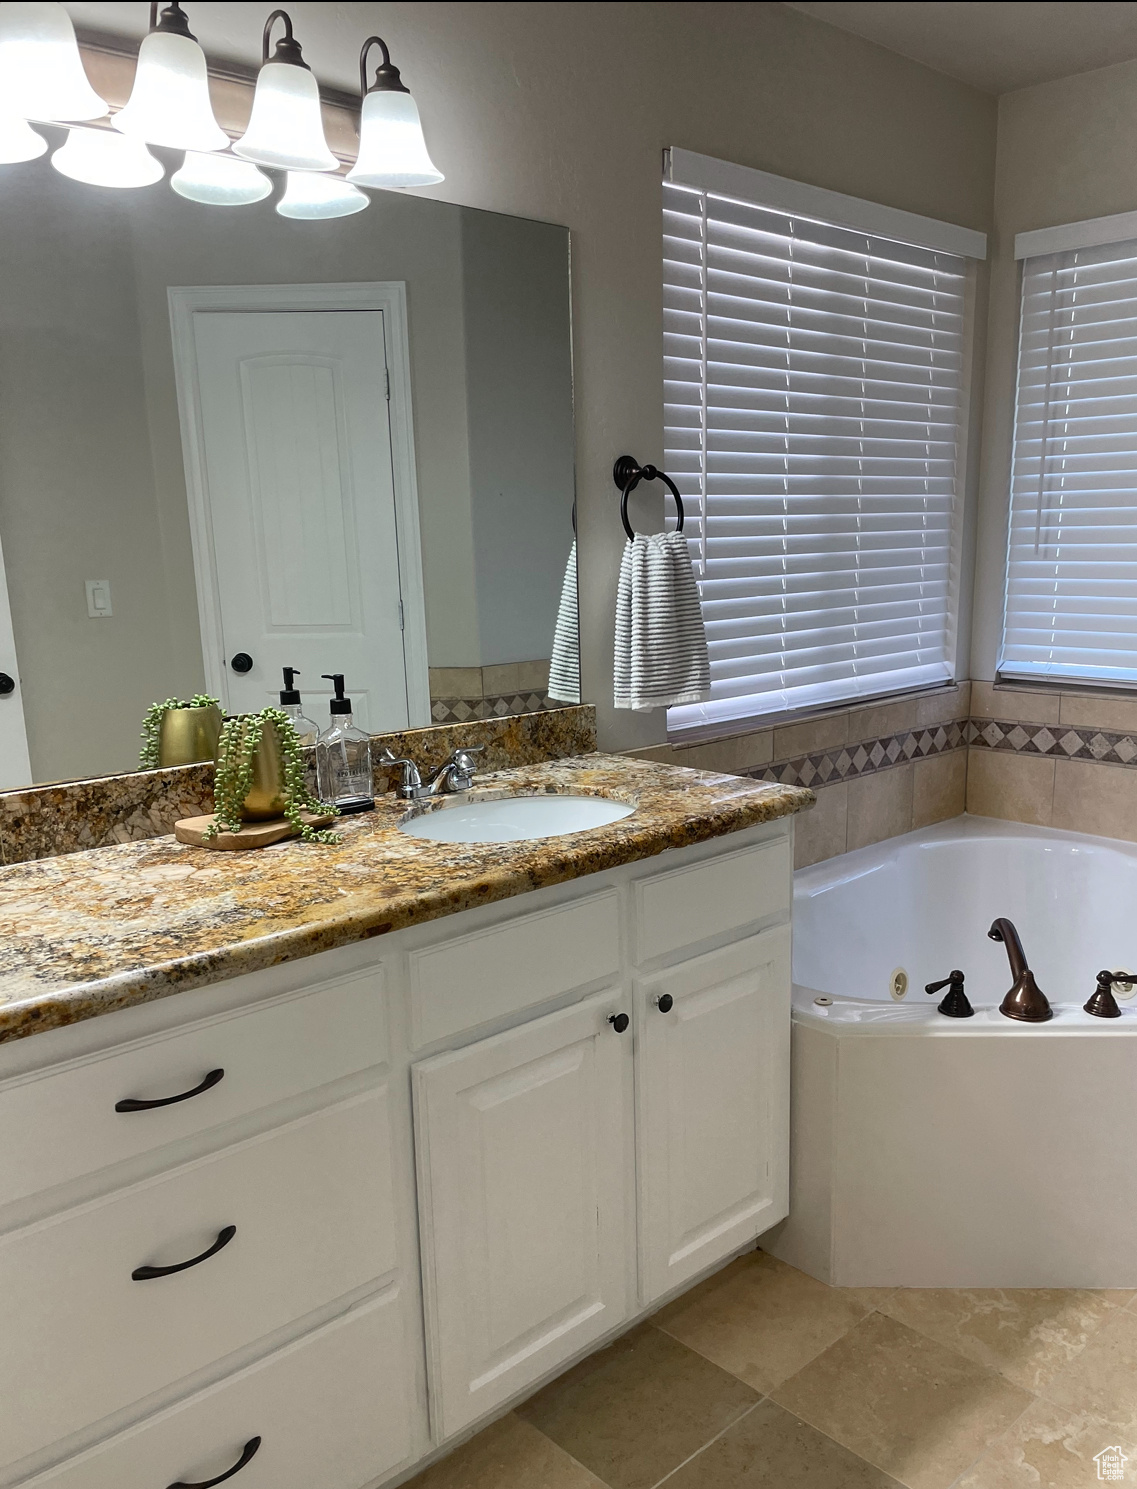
[1000,238,1137,684]
[663,180,969,733]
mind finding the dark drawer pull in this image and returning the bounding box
[133,1224,236,1281]
[168,1435,261,1488]
[116,1068,225,1113]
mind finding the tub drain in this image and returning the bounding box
[889,968,909,1000]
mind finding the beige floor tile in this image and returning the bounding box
[665,1399,905,1488]
[654,1251,876,1394]
[517,1323,757,1489]
[846,764,913,851]
[954,1397,1137,1489]
[771,1311,1031,1489]
[794,782,848,868]
[1043,1305,1137,1439]
[403,1413,607,1489]
[966,748,1054,825]
[881,1288,1127,1393]
[912,750,967,829]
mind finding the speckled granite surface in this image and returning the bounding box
[0,754,811,1045]
[0,706,596,866]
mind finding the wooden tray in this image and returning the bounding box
[174,811,336,851]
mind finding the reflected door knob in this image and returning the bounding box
[654,994,674,1013]
[0,673,14,696]
[607,1013,630,1033]
[230,653,254,674]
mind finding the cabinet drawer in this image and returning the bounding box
[24,1290,414,1489]
[409,889,620,1045]
[0,969,388,1209]
[634,836,791,961]
[0,1091,395,1469]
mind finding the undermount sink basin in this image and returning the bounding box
[398,793,636,845]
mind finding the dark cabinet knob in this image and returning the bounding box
[230,653,254,674]
[655,993,674,1013]
[0,673,15,696]
[607,1012,630,1033]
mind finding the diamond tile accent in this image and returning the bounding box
[1007,725,1030,750]
[1059,729,1083,756]
[1031,727,1056,753]
[851,746,869,771]
[1089,732,1113,759]
[869,742,886,768]
[1116,736,1137,763]
[886,737,902,763]
[982,722,1003,747]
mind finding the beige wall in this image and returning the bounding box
[68,0,998,758]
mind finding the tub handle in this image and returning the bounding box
[925,970,974,1019]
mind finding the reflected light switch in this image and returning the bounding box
[85,579,112,618]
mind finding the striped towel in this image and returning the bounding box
[614,531,710,710]
[547,539,581,704]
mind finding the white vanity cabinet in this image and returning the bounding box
[0,816,793,1489]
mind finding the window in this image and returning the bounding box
[1001,233,1137,685]
[663,150,981,734]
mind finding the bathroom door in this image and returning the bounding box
[182,308,414,732]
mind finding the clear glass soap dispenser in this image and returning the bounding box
[316,673,374,813]
[279,667,320,795]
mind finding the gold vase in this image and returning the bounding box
[239,720,288,821]
[157,704,223,769]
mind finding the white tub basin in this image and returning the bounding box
[398,793,635,844]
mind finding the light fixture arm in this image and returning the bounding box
[262,9,309,70]
[359,36,409,96]
[149,2,195,40]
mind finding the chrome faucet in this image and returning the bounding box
[378,746,483,801]
[988,917,1053,1022]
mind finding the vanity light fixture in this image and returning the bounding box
[0,1,108,122]
[233,9,337,173]
[347,35,443,190]
[275,169,368,219]
[113,2,228,153]
[171,150,272,205]
[51,126,164,188]
[0,116,48,163]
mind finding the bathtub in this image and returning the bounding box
[766,815,1137,1287]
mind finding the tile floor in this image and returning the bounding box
[405,1250,1137,1489]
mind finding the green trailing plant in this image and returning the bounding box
[205,706,339,845]
[139,694,221,769]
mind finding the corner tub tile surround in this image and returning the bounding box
[0,707,597,867]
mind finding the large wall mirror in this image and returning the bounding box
[0,138,578,788]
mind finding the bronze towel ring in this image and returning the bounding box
[613,455,686,540]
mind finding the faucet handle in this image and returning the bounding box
[1085,969,1125,1019]
[376,749,422,799]
[446,745,483,789]
[925,969,974,1019]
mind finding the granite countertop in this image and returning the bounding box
[0,754,812,1046]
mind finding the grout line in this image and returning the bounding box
[647,1397,766,1489]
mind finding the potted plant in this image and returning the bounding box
[140,694,223,769]
[206,707,339,844]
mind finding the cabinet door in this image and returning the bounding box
[413,990,633,1439]
[637,927,791,1304]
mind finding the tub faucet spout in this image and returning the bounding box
[988,917,1053,1022]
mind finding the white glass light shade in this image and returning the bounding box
[0,116,47,163]
[171,151,271,205]
[0,2,107,122]
[233,63,336,172]
[51,127,164,188]
[114,30,227,152]
[276,171,368,220]
[347,90,443,189]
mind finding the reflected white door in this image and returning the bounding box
[0,526,31,788]
[187,310,410,731]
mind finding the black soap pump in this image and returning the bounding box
[316,674,374,813]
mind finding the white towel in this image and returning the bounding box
[614,530,710,710]
[547,539,581,704]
